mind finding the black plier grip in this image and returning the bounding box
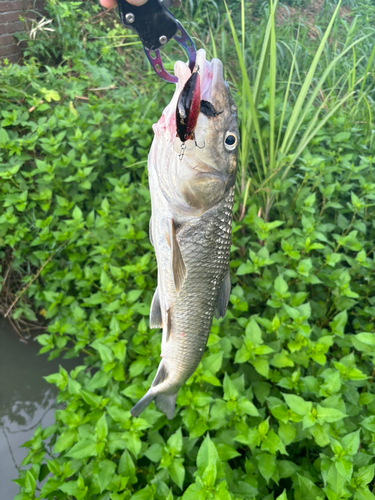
[117,0,196,83]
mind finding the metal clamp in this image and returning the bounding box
[117,0,196,83]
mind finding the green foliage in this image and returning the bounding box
[2,0,375,499]
[17,0,144,82]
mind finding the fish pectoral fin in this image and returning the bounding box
[170,219,186,293]
[155,393,177,420]
[150,287,162,329]
[214,269,231,319]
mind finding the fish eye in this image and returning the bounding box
[224,132,238,151]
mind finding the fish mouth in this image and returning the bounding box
[178,50,223,105]
[153,50,225,142]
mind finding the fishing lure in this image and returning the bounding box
[175,66,224,159]
[176,66,201,144]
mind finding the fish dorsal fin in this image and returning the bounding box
[170,219,186,293]
[214,269,231,319]
[150,287,162,329]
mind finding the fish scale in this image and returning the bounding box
[161,186,234,384]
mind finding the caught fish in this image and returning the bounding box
[131,49,239,419]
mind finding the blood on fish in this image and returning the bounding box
[176,66,201,143]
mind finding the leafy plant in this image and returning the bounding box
[2,0,375,499]
[224,0,375,219]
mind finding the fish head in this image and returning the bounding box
[150,49,239,216]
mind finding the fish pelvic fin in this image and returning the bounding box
[155,393,177,420]
[170,219,186,294]
[131,388,156,418]
[214,269,231,319]
[150,287,162,329]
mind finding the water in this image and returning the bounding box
[0,319,77,500]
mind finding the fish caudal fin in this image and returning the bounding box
[131,360,174,418]
[155,393,177,420]
[130,388,156,417]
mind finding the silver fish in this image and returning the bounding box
[131,50,239,419]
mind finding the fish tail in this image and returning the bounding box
[131,360,177,419]
[155,393,177,420]
[131,388,156,417]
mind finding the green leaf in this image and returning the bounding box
[53,429,77,453]
[95,413,108,441]
[329,310,347,337]
[118,450,136,477]
[252,357,270,377]
[65,439,97,459]
[197,435,218,472]
[123,431,142,457]
[167,427,183,454]
[203,352,223,374]
[59,482,80,496]
[168,458,185,489]
[145,443,163,462]
[354,489,375,500]
[245,318,263,345]
[131,486,154,500]
[356,333,375,346]
[24,470,36,495]
[356,465,375,486]
[336,457,353,481]
[182,483,205,500]
[342,430,360,455]
[223,373,240,400]
[298,476,324,500]
[276,491,288,500]
[237,398,260,416]
[202,462,217,487]
[283,394,312,415]
[256,453,276,482]
[271,350,294,368]
[278,421,296,445]
[316,405,346,424]
[98,460,116,493]
[274,276,288,295]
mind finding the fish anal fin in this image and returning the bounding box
[155,393,177,420]
[214,269,231,319]
[151,361,169,387]
[150,287,162,329]
[170,219,186,293]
